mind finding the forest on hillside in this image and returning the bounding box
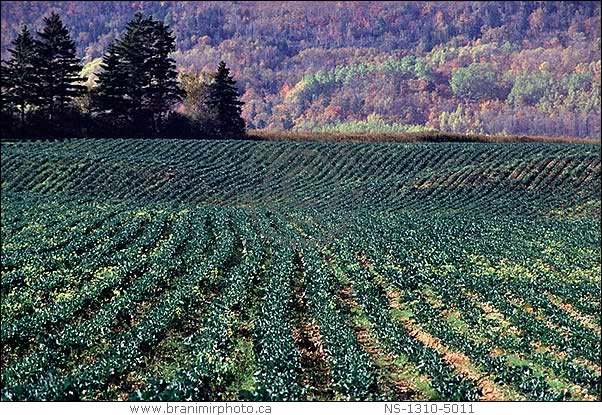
[1,1,601,138]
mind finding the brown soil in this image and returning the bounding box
[291,261,334,400]
[364,265,506,401]
[546,292,601,336]
[338,284,416,400]
[532,340,602,374]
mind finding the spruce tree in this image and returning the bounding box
[116,12,153,132]
[206,61,246,137]
[35,12,85,125]
[145,19,183,134]
[95,13,183,136]
[0,61,15,137]
[95,40,129,121]
[3,26,40,130]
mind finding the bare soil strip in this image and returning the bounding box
[464,290,600,397]
[337,283,420,400]
[390,293,503,401]
[546,292,601,336]
[362,263,507,401]
[462,290,523,337]
[291,255,334,400]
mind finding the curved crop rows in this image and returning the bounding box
[0,139,600,401]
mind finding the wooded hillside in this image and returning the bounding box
[2,1,600,138]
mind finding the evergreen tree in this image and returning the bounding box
[35,12,85,125]
[95,13,182,136]
[145,19,183,133]
[0,61,16,137]
[3,26,40,130]
[94,40,129,121]
[206,61,246,137]
[115,13,153,132]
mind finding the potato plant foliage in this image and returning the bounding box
[0,139,600,401]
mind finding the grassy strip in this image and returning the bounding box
[250,129,601,145]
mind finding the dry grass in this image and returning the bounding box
[249,129,601,145]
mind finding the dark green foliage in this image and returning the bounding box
[507,71,554,106]
[115,13,154,133]
[35,12,85,128]
[206,61,246,138]
[94,13,183,137]
[0,11,247,140]
[0,16,91,139]
[450,63,509,102]
[0,140,600,401]
[2,26,40,131]
[94,41,129,121]
[145,19,183,133]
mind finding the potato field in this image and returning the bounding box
[1,139,600,401]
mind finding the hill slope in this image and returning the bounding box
[1,1,600,138]
[1,139,600,215]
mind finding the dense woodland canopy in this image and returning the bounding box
[1,1,601,138]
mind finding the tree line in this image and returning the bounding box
[1,12,246,139]
[2,2,599,139]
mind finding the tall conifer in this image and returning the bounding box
[3,25,40,129]
[206,61,246,137]
[95,13,182,135]
[35,12,85,124]
[95,40,129,120]
[145,19,183,133]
